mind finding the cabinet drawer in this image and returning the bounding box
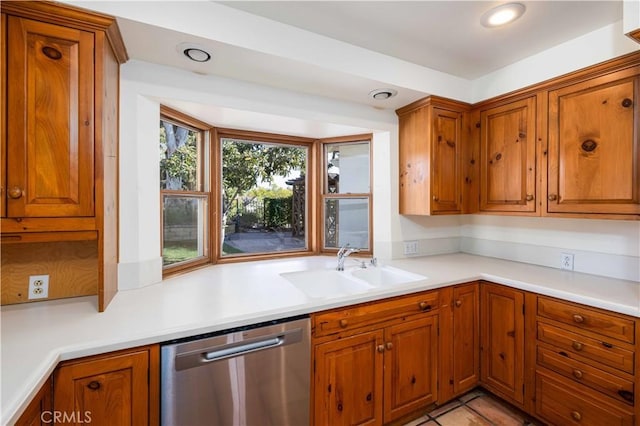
[538,296,635,344]
[313,291,438,337]
[537,322,634,374]
[537,345,634,405]
[535,369,634,426]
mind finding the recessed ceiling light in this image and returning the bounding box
[369,88,398,100]
[481,3,526,28]
[177,42,212,63]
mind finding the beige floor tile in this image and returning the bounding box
[467,395,526,426]
[427,399,462,418]
[402,415,430,426]
[421,422,439,426]
[436,406,492,426]
[458,388,486,403]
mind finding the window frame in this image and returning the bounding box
[160,106,212,276]
[318,135,373,256]
[213,128,319,263]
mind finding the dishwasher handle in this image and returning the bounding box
[203,336,282,361]
[173,327,303,371]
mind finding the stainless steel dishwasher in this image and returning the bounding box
[160,316,310,426]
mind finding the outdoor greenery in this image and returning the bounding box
[159,121,199,190]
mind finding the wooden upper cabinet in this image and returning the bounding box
[6,16,94,218]
[397,97,469,215]
[480,96,537,213]
[547,67,640,216]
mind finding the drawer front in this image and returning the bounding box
[538,296,635,344]
[313,291,439,337]
[537,345,635,405]
[536,369,634,426]
[537,322,634,374]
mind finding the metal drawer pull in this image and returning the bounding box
[572,341,584,351]
[571,411,582,421]
[385,342,393,350]
[455,300,462,307]
[572,369,583,379]
[377,345,385,353]
[87,381,101,390]
[7,187,23,199]
[572,314,584,324]
[339,319,348,328]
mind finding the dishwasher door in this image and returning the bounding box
[161,317,310,426]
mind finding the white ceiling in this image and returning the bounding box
[219,1,622,79]
[68,0,630,135]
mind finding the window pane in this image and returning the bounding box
[324,198,369,250]
[325,142,370,194]
[163,194,208,266]
[221,138,308,256]
[160,119,201,191]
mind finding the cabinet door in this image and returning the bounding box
[53,350,149,425]
[548,69,640,215]
[453,283,479,395]
[6,16,94,218]
[398,107,429,215]
[480,97,537,213]
[431,108,462,213]
[383,315,438,423]
[16,377,52,426]
[314,330,384,426]
[481,283,525,406]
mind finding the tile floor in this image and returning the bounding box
[403,389,543,426]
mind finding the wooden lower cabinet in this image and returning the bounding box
[15,377,52,426]
[536,368,634,426]
[312,291,440,425]
[452,283,479,396]
[53,345,159,426]
[480,282,525,407]
[384,316,438,421]
[314,330,385,426]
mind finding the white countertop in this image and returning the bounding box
[2,253,639,424]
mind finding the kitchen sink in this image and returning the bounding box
[281,269,374,298]
[281,265,427,299]
[349,265,426,287]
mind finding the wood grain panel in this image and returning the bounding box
[1,13,6,219]
[1,240,98,304]
[399,106,431,215]
[548,68,640,215]
[431,108,462,213]
[7,16,95,218]
[453,283,479,395]
[384,315,438,423]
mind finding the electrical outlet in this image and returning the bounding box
[403,240,419,256]
[28,275,49,299]
[560,253,574,271]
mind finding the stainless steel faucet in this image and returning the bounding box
[336,244,360,271]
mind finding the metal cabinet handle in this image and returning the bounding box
[7,187,23,199]
[525,194,534,201]
[432,196,439,202]
[572,341,584,351]
[377,345,385,353]
[339,319,348,328]
[455,300,462,308]
[572,369,583,379]
[385,342,393,350]
[571,411,582,421]
[87,381,101,390]
[548,194,558,201]
[573,314,584,324]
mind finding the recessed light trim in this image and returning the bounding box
[177,43,212,63]
[369,88,398,100]
[481,3,525,28]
